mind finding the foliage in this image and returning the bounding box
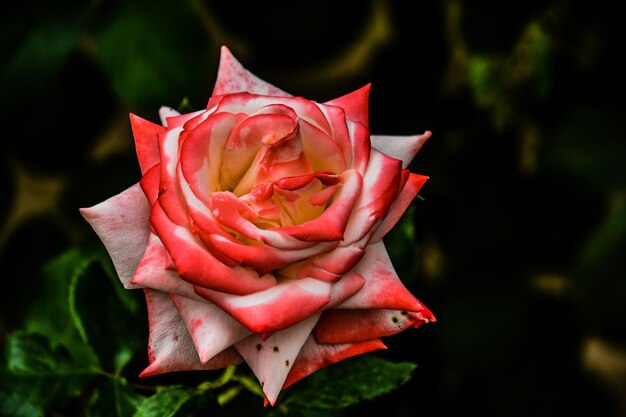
[0,249,418,416]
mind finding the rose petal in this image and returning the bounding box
[282,335,386,390]
[291,239,367,280]
[80,183,150,289]
[213,93,331,135]
[150,201,277,294]
[370,131,432,169]
[325,270,366,307]
[342,149,403,245]
[235,313,320,405]
[130,233,202,300]
[270,169,362,242]
[325,84,370,129]
[299,119,346,174]
[194,278,331,334]
[140,163,160,207]
[337,240,431,313]
[371,172,428,242]
[157,126,190,226]
[170,294,251,363]
[212,46,291,97]
[207,234,337,276]
[318,103,352,169]
[163,109,206,129]
[314,309,429,344]
[130,114,167,175]
[158,106,180,126]
[179,111,244,205]
[139,289,242,377]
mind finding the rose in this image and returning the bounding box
[81,46,435,405]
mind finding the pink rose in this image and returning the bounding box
[81,46,435,405]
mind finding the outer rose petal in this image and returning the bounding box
[130,233,202,301]
[170,294,251,363]
[212,46,291,98]
[370,131,432,169]
[235,313,320,406]
[338,240,432,314]
[371,172,428,242]
[314,309,429,344]
[324,84,370,129]
[282,335,386,390]
[139,289,242,377]
[342,149,403,245]
[194,278,331,334]
[80,183,149,289]
[129,114,166,174]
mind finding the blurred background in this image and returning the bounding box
[1,0,625,416]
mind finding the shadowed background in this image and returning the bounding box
[1,0,625,416]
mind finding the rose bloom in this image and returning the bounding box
[81,47,435,405]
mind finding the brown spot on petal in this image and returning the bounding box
[273,346,279,352]
[391,316,399,324]
[285,359,290,366]
[256,344,262,351]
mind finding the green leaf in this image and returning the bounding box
[26,246,145,373]
[0,332,97,417]
[5,331,96,376]
[69,250,146,373]
[87,378,146,417]
[24,248,100,366]
[132,386,198,417]
[283,356,417,410]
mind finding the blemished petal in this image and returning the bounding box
[130,233,203,301]
[212,46,291,97]
[235,313,320,406]
[337,240,432,313]
[139,289,242,377]
[325,84,371,129]
[170,294,251,363]
[314,309,429,344]
[370,172,428,243]
[80,183,150,289]
[150,201,277,295]
[282,335,386,390]
[194,278,331,334]
[129,114,167,174]
[370,131,432,169]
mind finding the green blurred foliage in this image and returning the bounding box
[1,0,625,416]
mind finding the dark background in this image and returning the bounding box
[1,0,625,416]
